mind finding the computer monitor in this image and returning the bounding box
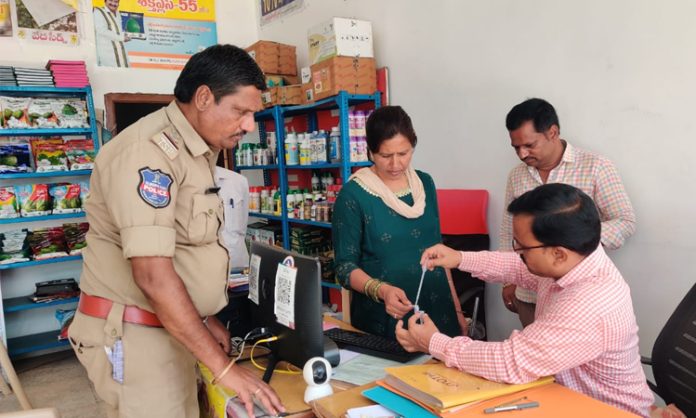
[248,242,334,382]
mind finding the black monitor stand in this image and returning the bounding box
[261,337,340,383]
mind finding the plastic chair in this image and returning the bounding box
[641,282,696,417]
[436,189,490,339]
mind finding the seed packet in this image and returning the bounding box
[50,183,82,214]
[53,99,89,129]
[1,97,31,129]
[27,227,69,260]
[65,139,95,170]
[0,229,30,264]
[63,222,89,255]
[27,98,59,128]
[0,140,32,173]
[0,186,19,218]
[55,309,76,340]
[16,183,51,217]
[33,141,68,172]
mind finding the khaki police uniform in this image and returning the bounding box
[68,101,229,418]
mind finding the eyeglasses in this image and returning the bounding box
[511,239,551,254]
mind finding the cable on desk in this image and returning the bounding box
[250,336,301,375]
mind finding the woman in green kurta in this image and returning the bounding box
[332,106,464,340]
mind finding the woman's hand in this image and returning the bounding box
[379,283,413,319]
[420,244,462,270]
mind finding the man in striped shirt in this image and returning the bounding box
[396,184,653,417]
[501,98,635,326]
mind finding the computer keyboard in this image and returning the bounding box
[324,328,422,363]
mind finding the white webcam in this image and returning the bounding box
[303,357,334,403]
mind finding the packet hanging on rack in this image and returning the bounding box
[65,139,95,170]
[0,140,33,173]
[16,183,51,217]
[27,99,59,128]
[53,99,89,129]
[0,186,20,218]
[1,97,31,129]
[0,229,30,264]
[63,222,89,255]
[50,183,82,214]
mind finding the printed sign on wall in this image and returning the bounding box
[93,0,217,69]
[16,0,80,46]
[259,0,303,26]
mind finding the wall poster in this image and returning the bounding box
[259,0,303,26]
[15,0,80,46]
[92,0,217,70]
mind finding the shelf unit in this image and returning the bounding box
[0,85,98,357]
[236,91,380,289]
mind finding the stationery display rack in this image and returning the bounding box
[235,91,380,289]
[0,85,98,356]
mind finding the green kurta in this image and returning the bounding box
[332,170,460,339]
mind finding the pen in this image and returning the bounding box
[484,401,539,414]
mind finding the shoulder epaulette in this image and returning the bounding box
[150,129,180,160]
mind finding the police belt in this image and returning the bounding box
[78,293,163,327]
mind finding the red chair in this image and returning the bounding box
[436,189,490,339]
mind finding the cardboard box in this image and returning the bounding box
[245,40,297,76]
[265,74,300,87]
[310,56,377,100]
[261,86,279,107]
[261,85,303,107]
[301,82,315,104]
[308,17,374,65]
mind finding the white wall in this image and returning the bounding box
[257,0,696,358]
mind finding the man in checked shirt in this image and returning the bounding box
[500,98,636,327]
[396,184,653,417]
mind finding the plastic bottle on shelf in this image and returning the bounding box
[273,190,281,215]
[350,136,359,162]
[316,130,328,163]
[285,132,299,165]
[260,188,269,213]
[329,126,341,163]
[267,131,277,163]
[311,171,320,193]
[250,187,261,212]
[299,133,311,166]
[286,191,295,218]
[354,110,366,137]
[349,111,357,137]
[358,136,368,162]
[304,189,313,220]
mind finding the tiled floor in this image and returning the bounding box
[0,351,108,418]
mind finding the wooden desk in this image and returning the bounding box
[311,381,640,418]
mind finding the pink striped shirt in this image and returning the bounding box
[429,248,653,417]
[499,142,636,303]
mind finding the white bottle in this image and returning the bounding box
[300,134,312,166]
[286,192,295,218]
[285,133,299,165]
[250,187,261,213]
[329,126,341,163]
[260,188,269,213]
[311,172,320,193]
[316,130,327,163]
[350,136,359,162]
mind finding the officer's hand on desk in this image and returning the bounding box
[206,316,231,354]
[379,283,413,319]
[220,366,285,418]
[395,313,439,353]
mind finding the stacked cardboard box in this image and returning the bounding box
[306,18,376,102]
[261,85,303,108]
[246,222,283,247]
[245,40,297,76]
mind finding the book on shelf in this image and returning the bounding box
[383,362,554,411]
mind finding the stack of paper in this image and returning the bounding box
[47,60,89,88]
[13,67,54,87]
[0,66,16,86]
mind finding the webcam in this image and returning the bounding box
[302,357,334,403]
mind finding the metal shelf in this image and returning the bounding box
[350,161,373,167]
[248,212,282,221]
[0,86,90,94]
[0,212,85,225]
[0,255,82,270]
[0,169,92,179]
[4,296,79,313]
[288,218,332,229]
[0,127,92,136]
[285,163,342,169]
[7,330,70,356]
[236,164,279,170]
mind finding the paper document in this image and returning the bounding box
[332,352,430,386]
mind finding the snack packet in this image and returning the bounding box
[0,186,20,218]
[50,183,82,214]
[27,227,69,260]
[1,97,31,129]
[65,140,95,170]
[63,222,89,254]
[53,99,89,129]
[0,140,32,173]
[16,184,51,217]
[0,229,30,264]
[33,140,68,172]
[55,309,77,340]
[27,99,59,128]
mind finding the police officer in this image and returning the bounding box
[68,45,284,418]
